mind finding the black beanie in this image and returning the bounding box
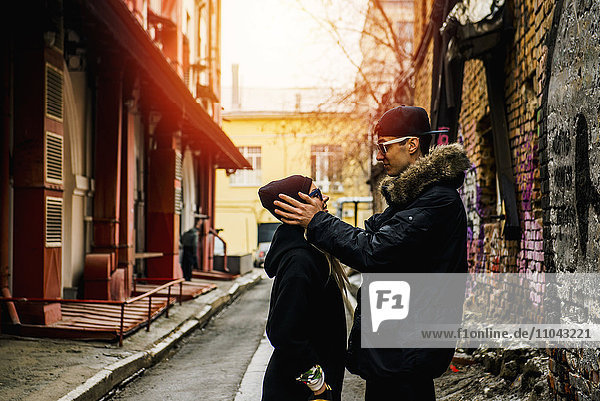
[258,175,313,221]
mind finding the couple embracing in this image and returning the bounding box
[258,106,471,401]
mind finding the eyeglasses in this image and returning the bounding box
[308,187,323,201]
[376,136,419,154]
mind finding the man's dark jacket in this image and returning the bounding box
[262,224,346,401]
[306,143,471,381]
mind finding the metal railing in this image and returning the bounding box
[209,228,228,272]
[0,278,184,346]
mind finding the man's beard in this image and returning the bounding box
[386,163,409,177]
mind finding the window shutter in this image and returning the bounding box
[45,64,63,122]
[175,151,183,214]
[46,196,63,247]
[46,131,63,185]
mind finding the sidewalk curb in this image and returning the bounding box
[57,270,263,401]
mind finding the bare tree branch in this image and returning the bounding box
[371,0,405,66]
[295,1,382,106]
[342,25,412,61]
[291,0,416,187]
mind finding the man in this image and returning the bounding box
[274,106,471,400]
[180,218,201,281]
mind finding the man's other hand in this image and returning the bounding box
[274,192,325,228]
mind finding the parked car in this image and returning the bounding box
[255,222,281,267]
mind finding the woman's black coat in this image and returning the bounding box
[262,224,346,401]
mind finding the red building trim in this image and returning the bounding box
[81,0,251,170]
[12,41,64,323]
[146,131,182,279]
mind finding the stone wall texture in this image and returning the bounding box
[542,0,600,399]
[411,0,600,399]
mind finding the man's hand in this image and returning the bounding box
[274,192,324,228]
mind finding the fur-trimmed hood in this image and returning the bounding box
[381,143,471,208]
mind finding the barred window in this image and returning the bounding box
[230,146,261,186]
[311,145,343,193]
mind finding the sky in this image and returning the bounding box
[221,0,366,92]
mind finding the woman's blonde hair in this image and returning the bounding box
[304,230,350,297]
[323,251,349,296]
[323,251,354,318]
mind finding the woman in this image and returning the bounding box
[258,175,348,401]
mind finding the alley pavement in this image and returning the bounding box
[101,275,366,400]
[0,269,264,401]
[2,269,539,401]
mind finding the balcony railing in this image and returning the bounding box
[0,278,184,346]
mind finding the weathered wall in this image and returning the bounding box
[542,0,600,399]
[412,0,435,112]
[412,0,551,269]
[413,41,434,112]
[544,0,600,273]
[413,0,600,398]
[446,0,600,398]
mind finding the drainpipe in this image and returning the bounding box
[1,36,19,325]
[1,36,10,290]
[1,288,20,325]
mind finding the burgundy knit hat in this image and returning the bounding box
[258,175,313,221]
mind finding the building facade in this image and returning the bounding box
[357,0,415,112]
[215,111,372,257]
[0,0,249,326]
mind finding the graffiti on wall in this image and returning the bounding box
[516,130,544,273]
[458,126,484,272]
[461,164,481,268]
[458,125,508,273]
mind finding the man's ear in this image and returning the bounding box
[408,138,420,155]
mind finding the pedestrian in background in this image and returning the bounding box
[258,175,348,401]
[274,106,471,400]
[180,218,201,281]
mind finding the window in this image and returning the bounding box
[311,145,343,193]
[230,146,261,186]
[397,21,414,55]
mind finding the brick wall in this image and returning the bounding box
[412,0,434,112]
[411,0,600,399]
[413,41,434,111]
[413,0,551,274]
[453,0,547,277]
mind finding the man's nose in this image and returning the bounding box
[376,148,385,161]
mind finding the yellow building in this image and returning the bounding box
[215,111,372,257]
